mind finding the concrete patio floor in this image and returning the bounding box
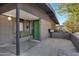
[0,39,40,56]
[0,38,78,56]
[21,38,77,56]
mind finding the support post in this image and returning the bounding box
[16,4,20,56]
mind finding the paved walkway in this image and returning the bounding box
[0,38,77,56]
[0,39,40,56]
[21,38,77,56]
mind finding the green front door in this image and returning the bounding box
[33,20,40,40]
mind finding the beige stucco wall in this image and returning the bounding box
[47,19,56,29]
[23,20,30,32]
[19,4,52,21]
[0,15,16,45]
[21,20,33,34]
[20,4,56,40]
[40,19,52,40]
[40,18,56,40]
[0,4,56,45]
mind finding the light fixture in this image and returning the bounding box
[8,17,12,21]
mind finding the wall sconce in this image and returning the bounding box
[8,17,12,21]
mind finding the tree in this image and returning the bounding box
[64,20,75,32]
[58,4,79,32]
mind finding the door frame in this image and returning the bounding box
[33,20,40,40]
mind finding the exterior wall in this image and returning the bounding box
[0,4,57,44]
[21,20,33,34]
[40,19,52,40]
[29,21,33,34]
[23,20,30,32]
[19,4,51,21]
[0,15,16,45]
[20,20,33,38]
[20,4,56,40]
[48,19,56,30]
[51,21,56,29]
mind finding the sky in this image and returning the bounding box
[50,3,68,25]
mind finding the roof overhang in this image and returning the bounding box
[0,3,59,24]
[0,3,16,14]
[36,3,59,24]
[2,9,39,20]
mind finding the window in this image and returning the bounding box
[19,22,23,31]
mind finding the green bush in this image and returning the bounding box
[20,31,29,38]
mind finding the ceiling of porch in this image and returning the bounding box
[2,9,39,20]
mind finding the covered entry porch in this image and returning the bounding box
[0,4,41,55]
[2,9,40,41]
[0,3,58,56]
